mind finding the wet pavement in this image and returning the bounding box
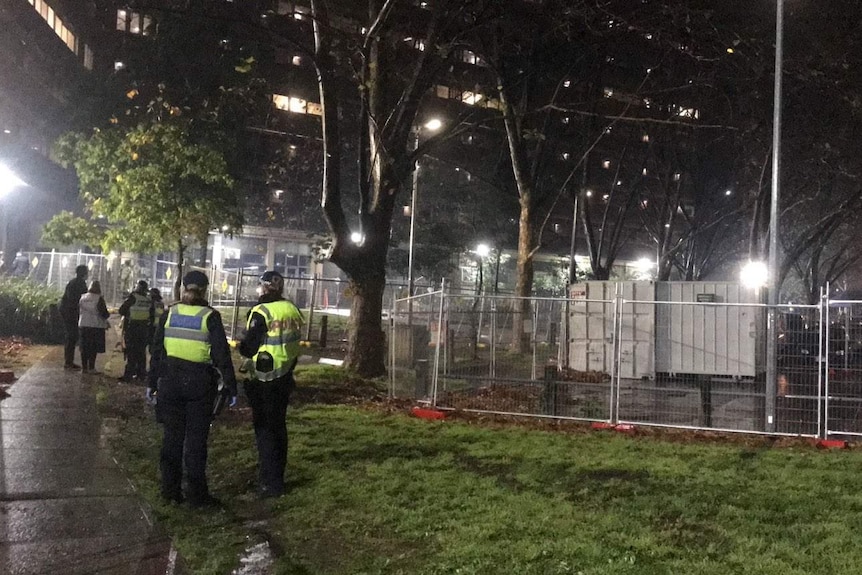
[0,348,181,575]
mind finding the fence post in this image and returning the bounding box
[611,287,622,424]
[230,268,243,341]
[47,249,56,288]
[531,300,539,380]
[543,364,558,416]
[431,279,446,406]
[490,299,497,379]
[821,284,829,439]
[389,295,395,398]
[319,316,328,348]
[306,273,318,342]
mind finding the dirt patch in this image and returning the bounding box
[0,337,51,372]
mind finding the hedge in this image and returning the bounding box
[0,277,64,343]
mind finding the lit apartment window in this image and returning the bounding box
[602,160,611,169]
[292,55,302,66]
[272,94,322,116]
[603,87,614,98]
[642,134,650,143]
[117,9,151,35]
[676,107,700,120]
[29,0,78,56]
[461,50,483,65]
[83,45,94,70]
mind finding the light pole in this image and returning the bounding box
[0,164,26,263]
[765,0,785,432]
[407,118,442,300]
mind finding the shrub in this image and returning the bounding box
[0,277,63,343]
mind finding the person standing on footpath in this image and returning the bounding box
[148,287,165,350]
[59,264,89,370]
[239,270,304,498]
[118,280,153,382]
[78,281,110,374]
[147,271,237,507]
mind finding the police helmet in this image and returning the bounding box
[136,279,149,293]
[182,270,209,290]
[259,270,284,294]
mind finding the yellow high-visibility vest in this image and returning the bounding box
[248,300,303,381]
[164,304,213,364]
[129,293,152,322]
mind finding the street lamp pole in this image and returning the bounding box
[765,0,785,433]
[407,130,420,301]
[407,118,442,300]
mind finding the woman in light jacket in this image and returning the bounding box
[78,281,110,374]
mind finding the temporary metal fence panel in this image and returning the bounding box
[422,293,612,422]
[824,300,862,437]
[8,251,122,304]
[389,290,445,401]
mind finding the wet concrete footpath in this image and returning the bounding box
[0,348,182,575]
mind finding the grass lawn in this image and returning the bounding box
[100,367,862,575]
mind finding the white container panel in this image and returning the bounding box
[655,282,761,377]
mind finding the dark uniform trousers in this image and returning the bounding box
[63,319,79,366]
[244,372,294,494]
[155,364,217,503]
[124,322,150,380]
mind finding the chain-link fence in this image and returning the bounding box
[391,282,862,439]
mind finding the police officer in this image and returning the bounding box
[147,271,237,507]
[118,280,153,382]
[239,270,304,498]
[148,287,165,350]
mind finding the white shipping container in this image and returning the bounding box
[568,281,655,379]
[566,281,765,380]
[654,282,764,378]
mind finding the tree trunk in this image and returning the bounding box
[514,200,534,352]
[174,238,185,301]
[346,270,387,377]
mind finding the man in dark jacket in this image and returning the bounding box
[59,264,89,369]
[118,279,153,382]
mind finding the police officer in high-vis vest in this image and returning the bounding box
[239,270,304,498]
[148,287,166,352]
[147,271,237,507]
[118,279,153,382]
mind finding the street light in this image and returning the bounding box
[0,163,25,199]
[0,163,26,262]
[407,118,443,298]
[741,260,768,290]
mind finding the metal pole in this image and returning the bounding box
[407,131,420,302]
[765,0,785,433]
[231,268,243,342]
[431,279,446,407]
[819,285,826,439]
[306,273,318,342]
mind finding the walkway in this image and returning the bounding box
[0,348,181,575]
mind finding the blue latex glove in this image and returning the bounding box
[228,395,238,408]
[145,388,157,405]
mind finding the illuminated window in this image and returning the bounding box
[603,87,614,98]
[272,94,322,116]
[642,134,650,143]
[29,0,78,55]
[676,107,700,120]
[292,55,302,66]
[602,160,611,169]
[117,9,127,30]
[83,45,94,70]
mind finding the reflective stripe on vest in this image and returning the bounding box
[164,304,212,364]
[129,293,152,322]
[248,300,303,382]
